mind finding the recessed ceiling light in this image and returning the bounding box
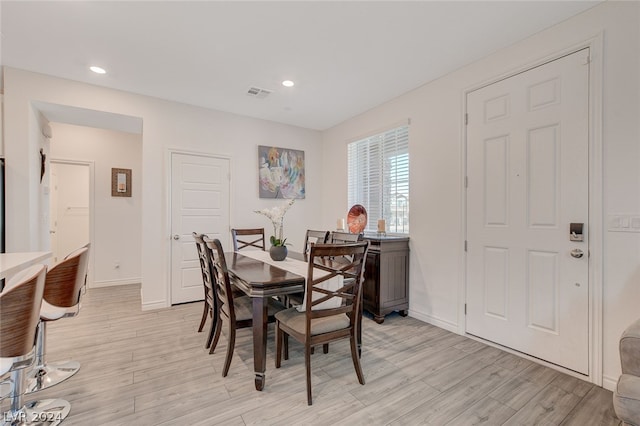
[282,80,294,87]
[90,66,106,74]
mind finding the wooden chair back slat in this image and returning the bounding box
[305,242,369,324]
[231,228,266,251]
[304,230,330,253]
[193,232,215,303]
[204,237,236,322]
[328,231,362,244]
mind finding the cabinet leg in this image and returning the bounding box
[373,315,385,324]
[399,310,408,317]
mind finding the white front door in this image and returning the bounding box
[466,48,590,374]
[170,152,230,304]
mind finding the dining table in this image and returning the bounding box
[225,250,307,391]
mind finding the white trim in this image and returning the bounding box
[408,309,458,334]
[586,33,604,388]
[91,277,141,288]
[602,375,618,392]
[49,158,95,288]
[142,299,169,311]
[461,34,604,385]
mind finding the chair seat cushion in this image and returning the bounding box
[0,357,13,376]
[225,296,285,322]
[275,307,349,336]
[614,374,640,425]
[40,300,73,321]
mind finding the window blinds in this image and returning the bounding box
[347,125,409,234]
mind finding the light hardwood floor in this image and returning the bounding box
[5,284,620,425]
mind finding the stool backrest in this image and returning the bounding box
[43,246,90,308]
[0,264,46,358]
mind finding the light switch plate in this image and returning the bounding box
[609,214,640,233]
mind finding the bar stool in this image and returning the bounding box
[26,245,89,393]
[1,264,71,425]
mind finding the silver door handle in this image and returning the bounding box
[173,234,180,240]
[570,249,584,258]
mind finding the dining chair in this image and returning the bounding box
[1,264,71,424]
[231,228,266,251]
[203,237,286,377]
[329,231,363,244]
[304,230,330,254]
[275,241,370,405]
[26,245,90,393]
[287,229,330,311]
[193,232,218,347]
[294,231,362,340]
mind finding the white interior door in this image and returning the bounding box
[49,169,59,263]
[170,152,230,304]
[466,48,590,374]
[50,162,90,264]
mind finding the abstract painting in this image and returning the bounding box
[258,145,305,199]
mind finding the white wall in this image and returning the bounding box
[321,1,639,390]
[50,123,142,287]
[3,69,323,310]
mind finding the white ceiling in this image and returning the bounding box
[0,1,601,131]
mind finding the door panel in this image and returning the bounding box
[170,153,230,304]
[50,162,90,263]
[466,49,590,374]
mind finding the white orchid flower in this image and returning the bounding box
[254,199,295,246]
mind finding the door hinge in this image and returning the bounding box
[464,303,467,315]
[464,240,468,252]
[465,113,468,125]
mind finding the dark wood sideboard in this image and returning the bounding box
[362,235,410,324]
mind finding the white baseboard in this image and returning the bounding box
[142,300,169,311]
[90,277,141,288]
[409,309,459,334]
[602,374,618,392]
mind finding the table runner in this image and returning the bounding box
[237,250,342,311]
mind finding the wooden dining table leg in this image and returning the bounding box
[252,296,268,391]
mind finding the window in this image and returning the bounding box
[347,125,409,234]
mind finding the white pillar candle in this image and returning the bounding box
[337,218,345,230]
[377,219,386,233]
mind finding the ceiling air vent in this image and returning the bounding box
[246,86,272,99]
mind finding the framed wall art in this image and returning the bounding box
[111,168,132,197]
[258,145,305,199]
